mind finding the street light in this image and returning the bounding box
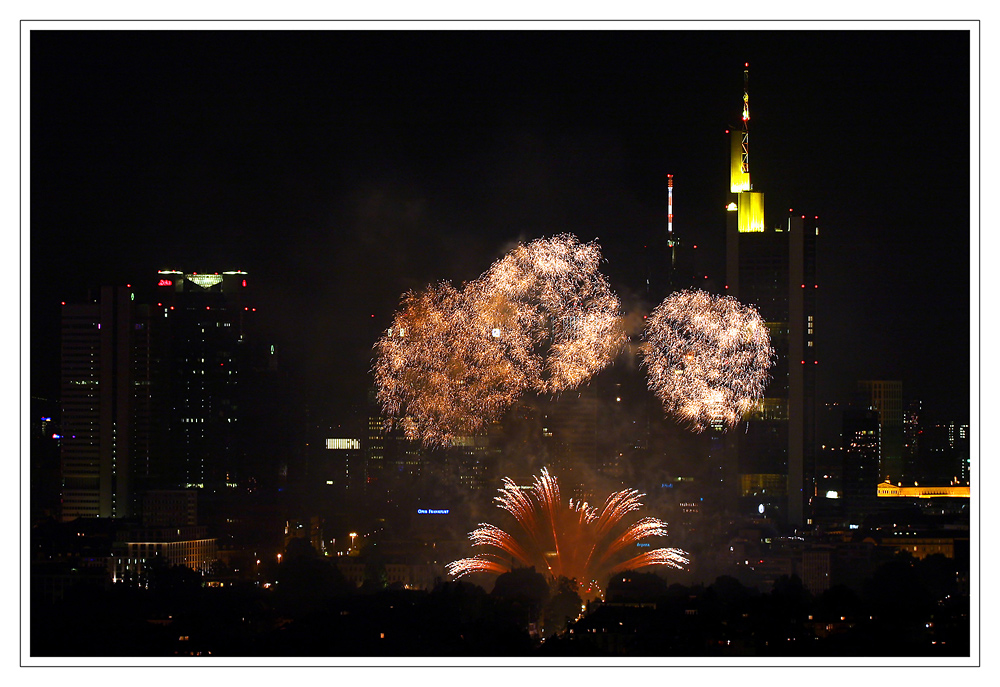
[349,532,358,551]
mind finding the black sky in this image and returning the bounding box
[28,28,974,423]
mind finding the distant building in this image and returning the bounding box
[841,408,880,525]
[448,434,497,491]
[30,396,62,521]
[153,270,269,492]
[110,525,218,582]
[321,436,365,494]
[915,421,970,485]
[876,482,970,499]
[858,381,903,481]
[141,490,198,527]
[541,390,599,502]
[58,271,279,532]
[903,399,922,477]
[723,66,817,528]
[59,286,152,520]
[284,517,326,555]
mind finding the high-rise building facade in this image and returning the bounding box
[59,286,152,520]
[858,380,903,482]
[723,66,817,528]
[841,408,880,524]
[153,270,270,492]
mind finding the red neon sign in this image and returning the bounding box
[158,279,173,286]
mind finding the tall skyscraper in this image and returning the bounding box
[903,399,922,478]
[723,65,818,528]
[841,407,880,524]
[153,270,269,493]
[59,286,152,520]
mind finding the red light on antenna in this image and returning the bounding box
[745,62,748,67]
[242,279,247,287]
[692,245,697,249]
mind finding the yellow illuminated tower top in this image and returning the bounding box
[730,63,764,232]
[731,64,751,193]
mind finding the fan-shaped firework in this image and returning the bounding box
[373,234,626,445]
[447,468,688,598]
[639,289,773,432]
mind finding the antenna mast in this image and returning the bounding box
[741,63,750,180]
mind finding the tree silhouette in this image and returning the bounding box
[542,576,583,636]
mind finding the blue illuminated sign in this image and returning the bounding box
[417,509,450,515]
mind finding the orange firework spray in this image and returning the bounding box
[447,468,688,598]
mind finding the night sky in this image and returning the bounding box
[28,28,973,425]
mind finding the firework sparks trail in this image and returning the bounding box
[446,468,689,598]
[373,235,626,446]
[372,282,533,446]
[639,289,773,432]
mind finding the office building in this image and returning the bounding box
[58,286,152,521]
[858,380,903,482]
[841,407,880,524]
[110,525,218,583]
[153,270,274,492]
[722,66,817,528]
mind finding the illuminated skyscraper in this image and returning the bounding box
[723,65,818,528]
[153,270,275,494]
[59,286,152,520]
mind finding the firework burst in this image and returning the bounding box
[372,282,533,446]
[639,289,773,432]
[477,234,627,394]
[447,468,688,598]
[373,234,626,445]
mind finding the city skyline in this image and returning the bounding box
[28,28,974,428]
[22,22,978,666]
